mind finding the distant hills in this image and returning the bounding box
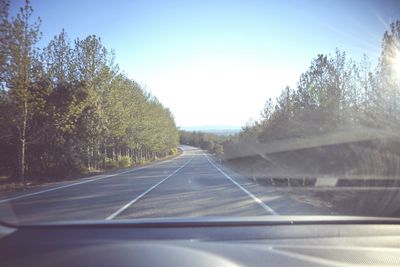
[180,125,241,136]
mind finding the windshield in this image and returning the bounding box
[1,0,400,225]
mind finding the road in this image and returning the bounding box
[0,146,336,224]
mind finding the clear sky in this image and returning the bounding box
[9,0,400,127]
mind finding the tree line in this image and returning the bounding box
[179,130,225,155]
[0,0,179,180]
[224,20,400,156]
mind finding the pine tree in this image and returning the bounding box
[6,0,42,180]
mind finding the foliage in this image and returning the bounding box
[179,130,228,155]
[0,1,179,180]
[226,20,400,158]
[117,156,131,168]
[169,148,179,155]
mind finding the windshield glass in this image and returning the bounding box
[1,0,400,225]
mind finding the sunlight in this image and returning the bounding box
[395,50,400,77]
[135,60,301,127]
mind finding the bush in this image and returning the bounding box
[118,156,131,168]
[169,148,178,155]
[139,158,150,165]
[104,158,118,169]
[213,144,224,155]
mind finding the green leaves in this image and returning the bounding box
[0,1,179,179]
[232,20,400,154]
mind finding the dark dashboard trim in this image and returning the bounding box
[2,216,400,229]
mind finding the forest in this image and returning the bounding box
[222,20,400,166]
[177,20,400,177]
[0,0,179,180]
[179,130,225,155]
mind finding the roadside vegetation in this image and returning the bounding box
[220,21,400,177]
[179,130,228,155]
[0,0,179,181]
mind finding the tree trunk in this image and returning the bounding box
[96,145,100,170]
[135,149,138,163]
[128,148,132,162]
[19,100,28,181]
[87,146,91,171]
[103,146,106,169]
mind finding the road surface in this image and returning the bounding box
[0,146,336,224]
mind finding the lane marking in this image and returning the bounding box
[315,177,338,187]
[0,153,186,204]
[205,154,279,215]
[105,157,193,220]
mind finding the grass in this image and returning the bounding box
[0,149,183,194]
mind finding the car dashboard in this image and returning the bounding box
[1,216,400,267]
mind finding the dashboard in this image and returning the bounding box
[1,216,400,267]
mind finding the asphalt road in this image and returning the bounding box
[0,146,336,224]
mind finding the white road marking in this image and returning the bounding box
[315,177,338,187]
[0,153,185,204]
[105,157,193,220]
[205,154,279,215]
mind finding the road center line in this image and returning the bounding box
[204,154,279,215]
[0,153,185,204]
[105,157,193,220]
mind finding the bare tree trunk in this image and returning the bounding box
[87,146,91,172]
[19,100,28,181]
[96,145,100,170]
[128,148,132,163]
[135,149,138,163]
[91,147,95,170]
[133,148,138,164]
[103,146,106,169]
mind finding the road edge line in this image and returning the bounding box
[205,154,279,215]
[0,151,186,204]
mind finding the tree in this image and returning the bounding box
[0,1,180,179]
[44,29,74,85]
[6,0,43,180]
[0,0,9,88]
[377,21,400,124]
[179,130,228,155]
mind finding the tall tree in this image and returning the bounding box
[6,0,42,180]
[0,0,9,88]
[377,21,400,123]
[44,29,74,85]
[0,1,180,179]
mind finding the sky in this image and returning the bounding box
[9,0,400,128]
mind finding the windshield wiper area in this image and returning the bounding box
[8,216,400,228]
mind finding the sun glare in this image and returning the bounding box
[394,50,400,77]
